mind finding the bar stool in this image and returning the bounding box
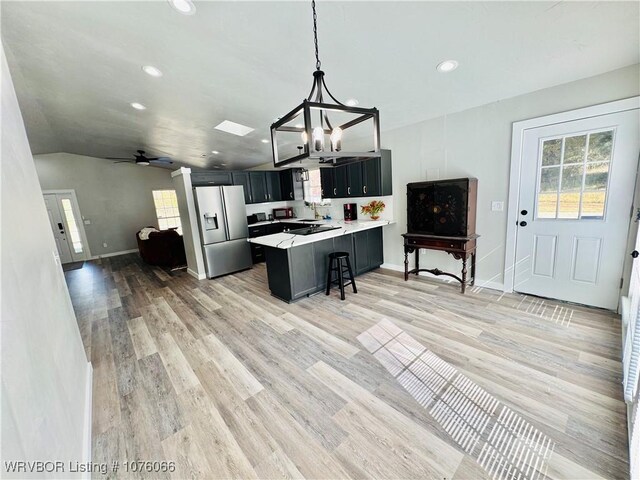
[326,252,357,301]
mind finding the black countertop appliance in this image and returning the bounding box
[344,203,358,222]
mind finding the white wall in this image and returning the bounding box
[1,44,90,477]
[33,153,174,256]
[381,64,640,289]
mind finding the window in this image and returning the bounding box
[303,168,330,205]
[60,198,83,254]
[536,129,613,220]
[152,190,182,233]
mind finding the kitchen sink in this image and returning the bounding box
[288,226,341,236]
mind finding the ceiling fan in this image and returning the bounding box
[107,150,173,166]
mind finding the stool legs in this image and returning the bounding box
[345,256,357,293]
[325,257,334,296]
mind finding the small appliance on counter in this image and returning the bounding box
[343,203,358,222]
[247,212,267,225]
[273,207,294,219]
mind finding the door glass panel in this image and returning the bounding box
[587,131,613,162]
[541,138,562,166]
[536,130,613,220]
[538,167,560,218]
[60,198,83,253]
[563,134,587,164]
[558,164,583,219]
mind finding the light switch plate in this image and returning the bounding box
[491,201,504,212]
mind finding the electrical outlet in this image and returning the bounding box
[491,201,504,212]
[103,242,108,248]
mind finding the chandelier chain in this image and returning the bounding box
[312,0,321,70]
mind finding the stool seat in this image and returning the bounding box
[326,251,357,301]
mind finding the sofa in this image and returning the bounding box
[136,227,187,268]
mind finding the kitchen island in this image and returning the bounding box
[248,219,394,302]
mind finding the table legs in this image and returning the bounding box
[461,255,467,294]
[415,249,420,275]
[404,249,409,281]
[471,252,476,287]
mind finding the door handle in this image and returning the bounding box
[333,187,337,196]
[520,209,528,215]
[58,222,63,230]
[348,186,351,195]
[363,186,367,194]
[632,250,639,258]
[290,192,293,199]
[519,221,527,227]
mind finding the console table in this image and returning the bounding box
[402,233,479,293]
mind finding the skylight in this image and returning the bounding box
[214,120,254,137]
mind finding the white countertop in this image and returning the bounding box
[247,219,395,249]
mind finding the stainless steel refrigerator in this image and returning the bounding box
[193,185,252,278]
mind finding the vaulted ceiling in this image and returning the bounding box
[2,1,638,169]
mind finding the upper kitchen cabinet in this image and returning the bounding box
[265,171,282,202]
[361,149,392,196]
[231,172,252,204]
[249,172,268,203]
[320,168,335,199]
[191,171,233,186]
[280,169,304,201]
[319,149,393,198]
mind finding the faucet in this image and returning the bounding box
[312,202,322,220]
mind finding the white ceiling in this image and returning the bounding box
[2,1,638,170]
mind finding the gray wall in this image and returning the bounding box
[381,64,640,288]
[34,153,174,256]
[1,44,90,476]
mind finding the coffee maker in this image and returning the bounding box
[343,203,358,222]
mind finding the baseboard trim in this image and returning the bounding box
[90,249,138,260]
[187,268,206,280]
[82,361,93,479]
[380,262,504,292]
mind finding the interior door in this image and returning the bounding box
[43,193,86,263]
[514,109,639,309]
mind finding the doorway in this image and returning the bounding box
[43,190,90,264]
[505,98,640,310]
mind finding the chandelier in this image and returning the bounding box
[270,0,381,168]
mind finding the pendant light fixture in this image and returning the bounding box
[270,0,381,168]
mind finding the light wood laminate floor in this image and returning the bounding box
[66,254,628,479]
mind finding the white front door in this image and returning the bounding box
[43,193,87,264]
[514,109,639,309]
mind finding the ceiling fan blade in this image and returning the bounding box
[113,160,134,164]
[106,157,133,160]
[150,158,173,164]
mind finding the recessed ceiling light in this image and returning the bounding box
[211,150,219,154]
[168,0,196,15]
[142,65,163,77]
[214,120,254,137]
[130,102,146,110]
[345,98,359,107]
[220,163,227,166]
[261,139,269,144]
[436,60,459,73]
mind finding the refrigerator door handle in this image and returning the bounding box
[220,191,231,240]
[203,212,219,231]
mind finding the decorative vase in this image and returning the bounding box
[371,215,380,220]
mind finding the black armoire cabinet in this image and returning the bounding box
[407,178,477,237]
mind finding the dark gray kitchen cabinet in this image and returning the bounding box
[313,238,335,290]
[191,171,233,186]
[232,172,252,204]
[361,149,393,196]
[265,171,282,202]
[347,163,363,197]
[281,169,304,201]
[334,166,348,198]
[318,149,393,198]
[249,172,268,203]
[320,168,335,199]
[353,227,383,275]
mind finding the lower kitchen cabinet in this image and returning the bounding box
[262,227,384,302]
